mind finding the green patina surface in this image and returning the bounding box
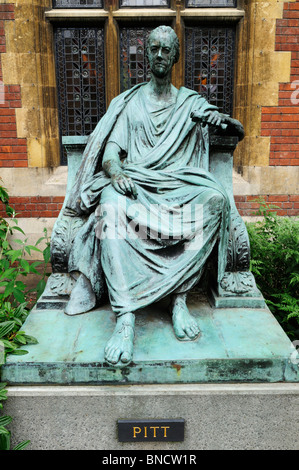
[2,294,299,384]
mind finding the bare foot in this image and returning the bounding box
[104,312,135,365]
[171,293,200,341]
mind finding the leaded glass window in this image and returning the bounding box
[186,0,236,7]
[52,3,238,164]
[120,27,152,92]
[120,0,169,6]
[53,0,103,8]
[185,26,235,115]
[55,27,106,163]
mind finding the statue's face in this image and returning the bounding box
[147,32,176,78]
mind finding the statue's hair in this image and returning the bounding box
[146,26,180,64]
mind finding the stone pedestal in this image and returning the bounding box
[5,383,299,450]
[2,281,299,450]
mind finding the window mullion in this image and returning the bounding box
[105,1,120,107]
[172,0,184,89]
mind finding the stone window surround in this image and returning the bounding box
[45,0,245,133]
[45,2,245,22]
[43,0,245,167]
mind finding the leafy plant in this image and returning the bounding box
[0,302,38,360]
[0,184,50,308]
[0,178,51,450]
[246,198,299,339]
[0,382,30,450]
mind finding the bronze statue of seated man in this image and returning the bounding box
[61,25,244,366]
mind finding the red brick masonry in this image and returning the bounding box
[0,196,64,218]
[0,195,298,218]
[234,194,299,217]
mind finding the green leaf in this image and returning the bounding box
[36,278,46,299]
[11,239,24,245]
[0,339,17,350]
[0,390,8,401]
[10,349,28,355]
[35,236,46,246]
[5,206,14,217]
[5,249,23,264]
[11,317,23,327]
[0,259,9,271]
[0,268,16,280]
[4,281,15,298]
[29,261,42,274]
[30,261,42,268]
[25,245,42,253]
[1,240,9,250]
[12,288,25,304]
[28,266,39,275]
[0,431,11,450]
[0,425,10,435]
[12,302,28,318]
[15,280,26,290]
[11,225,25,235]
[43,245,51,264]
[0,186,9,202]
[20,259,30,273]
[0,416,12,427]
[23,334,38,345]
[15,332,26,345]
[13,439,30,450]
[24,245,31,256]
[0,321,15,339]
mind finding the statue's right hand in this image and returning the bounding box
[111,172,138,199]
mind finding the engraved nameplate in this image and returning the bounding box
[117,419,185,442]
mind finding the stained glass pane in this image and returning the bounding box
[120,27,152,92]
[185,26,235,115]
[120,0,168,6]
[54,27,106,164]
[186,0,236,7]
[53,0,103,7]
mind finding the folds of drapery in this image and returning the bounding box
[66,85,231,313]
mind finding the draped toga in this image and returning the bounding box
[66,84,231,316]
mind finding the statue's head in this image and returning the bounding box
[146,26,180,78]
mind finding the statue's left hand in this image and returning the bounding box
[205,110,227,127]
[191,110,227,128]
[191,109,244,140]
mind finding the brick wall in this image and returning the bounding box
[0,196,64,218]
[235,194,299,217]
[261,0,299,166]
[0,3,28,168]
[0,195,298,219]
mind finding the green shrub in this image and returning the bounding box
[0,178,50,450]
[246,199,299,339]
[0,382,30,450]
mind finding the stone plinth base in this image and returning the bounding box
[4,383,299,450]
[1,293,299,384]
